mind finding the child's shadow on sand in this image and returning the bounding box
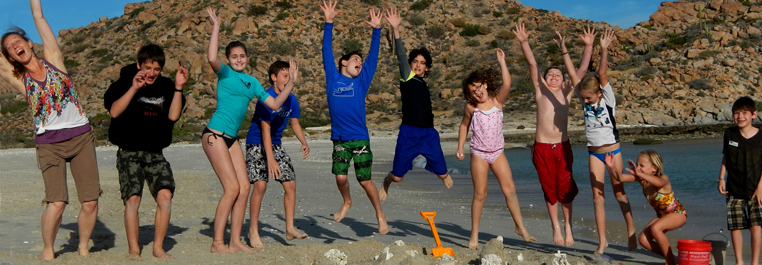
[133,223,187,252]
[58,218,115,256]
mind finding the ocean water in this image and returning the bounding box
[405,137,731,246]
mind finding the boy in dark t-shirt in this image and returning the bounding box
[379,7,452,202]
[104,44,187,259]
[718,96,762,265]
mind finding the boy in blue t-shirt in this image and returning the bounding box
[244,61,310,248]
[718,96,762,265]
[320,0,387,235]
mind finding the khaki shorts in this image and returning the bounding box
[36,131,102,203]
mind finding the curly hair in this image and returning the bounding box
[408,47,432,77]
[461,67,500,106]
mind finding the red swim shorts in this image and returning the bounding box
[531,140,577,204]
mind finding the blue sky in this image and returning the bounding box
[2,0,665,43]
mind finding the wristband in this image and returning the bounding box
[561,52,569,56]
[175,88,183,93]
[718,178,725,182]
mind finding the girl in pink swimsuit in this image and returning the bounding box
[456,49,535,250]
[605,150,686,265]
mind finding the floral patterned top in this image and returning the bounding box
[24,60,88,135]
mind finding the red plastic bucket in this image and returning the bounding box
[678,240,712,265]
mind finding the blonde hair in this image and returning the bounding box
[578,74,601,94]
[639,149,664,176]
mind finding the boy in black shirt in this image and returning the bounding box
[718,96,762,265]
[379,7,452,202]
[104,44,187,259]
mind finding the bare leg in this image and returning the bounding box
[490,153,535,242]
[643,213,686,265]
[437,173,453,189]
[333,174,352,222]
[227,144,254,253]
[282,181,307,240]
[752,225,761,265]
[379,172,402,201]
[589,156,608,254]
[153,189,173,258]
[201,134,237,254]
[77,200,98,256]
[358,179,388,235]
[248,181,267,248]
[40,201,66,260]
[606,152,637,251]
[544,201,563,245]
[469,154,489,249]
[124,195,142,260]
[731,229,744,265]
[638,218,659,253]
[562,201,574,246]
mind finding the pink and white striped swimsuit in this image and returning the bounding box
[469,104,504,164]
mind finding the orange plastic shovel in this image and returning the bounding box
[420,211,455,257]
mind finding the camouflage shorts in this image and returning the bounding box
[245,144,296,183]
[116,149,175,203]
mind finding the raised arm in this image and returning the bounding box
[168,66,188,121]
[30,0,65,73]
[261,59,297,110]
[598,30,615,87]
[320,0,340,76]
[456,105,474,161]
[556,31,580,86]
[494,48,511,105]
[359,8,382,83]
[205,7,222,72]
[384,7,411,79]
[514,24,541,95]
[576,27,596,80]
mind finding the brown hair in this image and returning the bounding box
[1,27,31,79]
[461,67,500,106]
[639,149,664,177]
[267,60,289,85]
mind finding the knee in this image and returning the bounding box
[156,190,172,208]
[473,191,487,201]
[47,201,67,214]
[125,195,142,209]
[593,197,606,206]
[639,231,650,247]
[80,200,98,214]
[223,184,241,198]
[392,176,403,182]
[239,183,251,195]
[615,195,629,204]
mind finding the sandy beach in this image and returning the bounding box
[0,137,696,265]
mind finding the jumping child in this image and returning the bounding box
[606,150,686,265]
[319,0,388,234]
[379,6,452,201]
[557,29,637,254]
[245,60,309,248]
[203,7,297,254]
[515,23,592,246]
[455,48,535,250]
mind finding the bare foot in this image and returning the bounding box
[127,252,142,261]
[247,231,265,248]
[210,241,235,254]
[333,202,351,222]
[627,231,637,251]
[379,172,394,201]
[153,248,174,259]
[286,228,308,241]
[378,217,389,235]
[595,240,608,255]
[552,226,564,245]
[468,238,479,250]
[78,246,90,257]
[515,227,536,242]
[229,241,255,253]
[439,174,453,189]
[564,225,574,247]
[39,251,55,261]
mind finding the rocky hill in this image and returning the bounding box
[1,0,761,148]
